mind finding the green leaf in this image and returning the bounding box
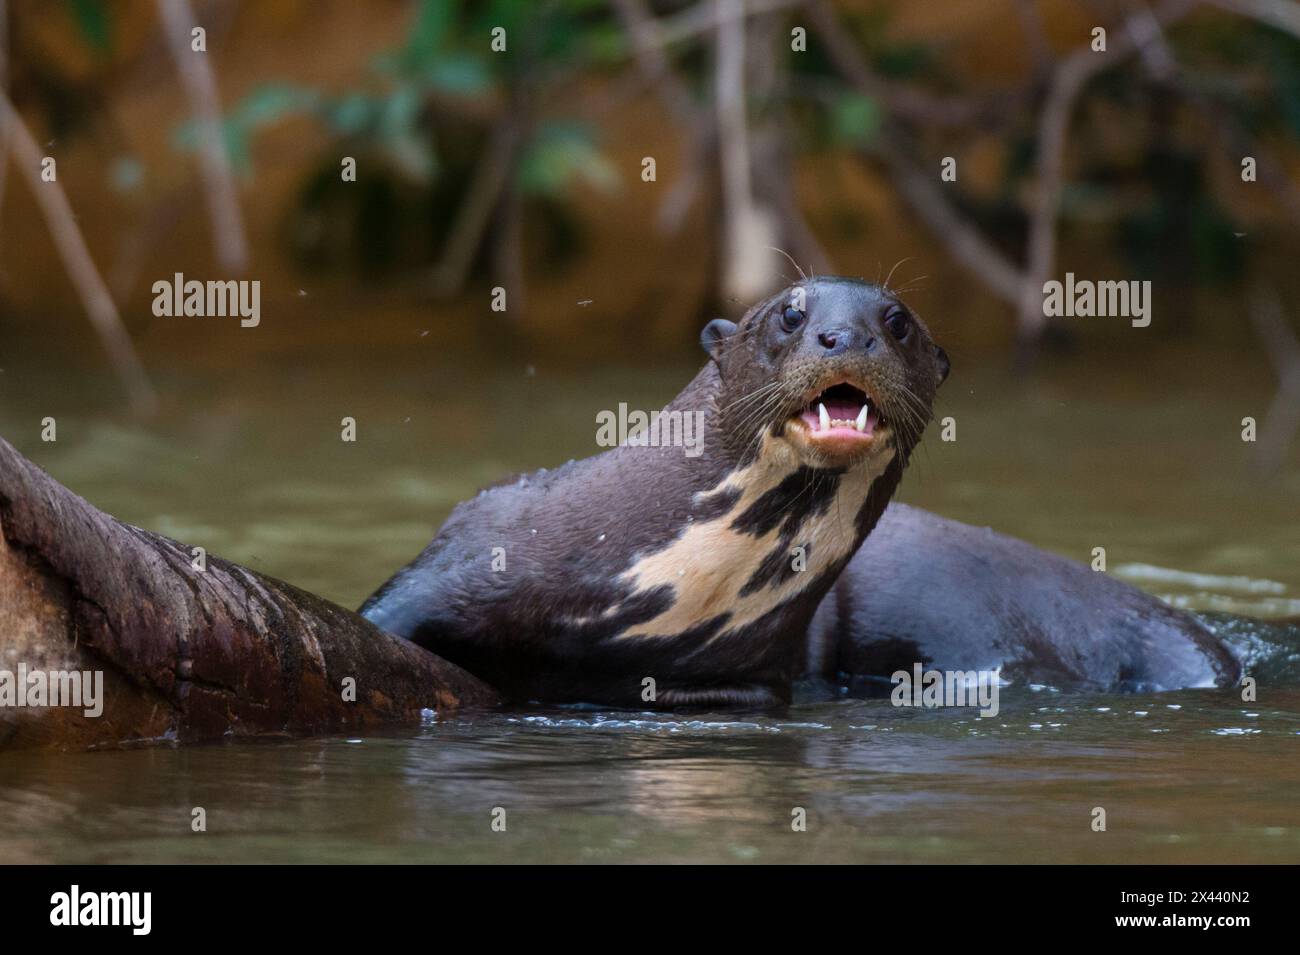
[579,23,628,64]
[326,93,379,136]
[232,84,320,127]
[174,85,318,176]
[66,0,111,53]
[407,0,456,55]
[421,54,493,93]
[829,93,882,145]
[384,134,438,182]
[517,122,617,195]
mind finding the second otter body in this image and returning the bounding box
[361,278,948,707]
[810,504,1240,692]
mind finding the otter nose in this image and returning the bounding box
[818,329,846,353]
[817,328,874,355]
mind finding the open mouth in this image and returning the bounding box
[788,382,884,454]
[799,383,881,434]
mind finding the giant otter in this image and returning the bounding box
[361,277,948,707]
[808,504,1240,692]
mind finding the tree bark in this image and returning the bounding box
[0,437,497,751]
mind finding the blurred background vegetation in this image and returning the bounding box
[2,0,1300,404]
[2,0,1299,606]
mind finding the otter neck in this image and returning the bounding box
[613,363,901,642]
[664,361,776,479]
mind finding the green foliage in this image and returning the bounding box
[201,0,631,275]
[1261,30,1300,140]
[65,0,111,54]
[157,0,1273,297]
[206,0,628,194]
[1167,18,1300,140]
[174,85,320,176]
[1115,146,1244,287]
[517,122,617,195]
[839,7,939,81]
[827,93,882,146]
[375,0,493,93]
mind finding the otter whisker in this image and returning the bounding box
[722,379,784,413]
[883,257,914,292]
[768,247,808,282]
[890,276,929,297]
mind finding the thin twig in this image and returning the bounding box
[610,0,712,234]
[0,92,158,413]
[1248,287,1300,475]
[807,0,1024,128]
[1206,0,1300,37]
[430,121,518,296]
[814,0,1196,356]
[807,0,1027,307]
[1130,1,1300,222]
[1014,0,1055,76]
[876,126,1025,304]
[611,0,701,127]
[1129,1,1178,80]
[655,0,807,49]
[1016,0,1195,347]
[716,0,774,301]
[156,0,249,271]
[0,0,10,222]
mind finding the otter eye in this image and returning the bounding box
[885,306,910,340]
[780,306,805,333]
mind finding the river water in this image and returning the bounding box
[1,339,1297,863]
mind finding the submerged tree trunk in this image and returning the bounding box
[0,437,496,751]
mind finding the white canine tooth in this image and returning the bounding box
[818,403,830,431]
[854,404,868,431]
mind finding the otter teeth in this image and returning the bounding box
[812,399,872,432]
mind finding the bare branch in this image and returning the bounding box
[1248,287,1300,475]
[1131,2,1300,222]
[0,436,496,751]
[156,0,249,271]
[430,121,517,297]
[807,0,1024,128]
[1014,0,1055,74]
[1250,286,1300,377]
[805,0,1027,307]
[0,92,158,414]
[655,0,808,49]
[1017,0,1196,343]
[611,0,712,233]
[1206,0,1300,38]
[610,0,701,127]
[876,132,1024,303]
[716,0,780,301]
[1128,1,1178,80]
[0,0,9,221]
[814,0,1199,353]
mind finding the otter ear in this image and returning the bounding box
[933,345,950,387]
[700,319,738,363]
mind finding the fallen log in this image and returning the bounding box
[0,436,497,751]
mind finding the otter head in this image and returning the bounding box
[701,277,948,471]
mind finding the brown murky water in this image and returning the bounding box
[1,337,1297,863]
